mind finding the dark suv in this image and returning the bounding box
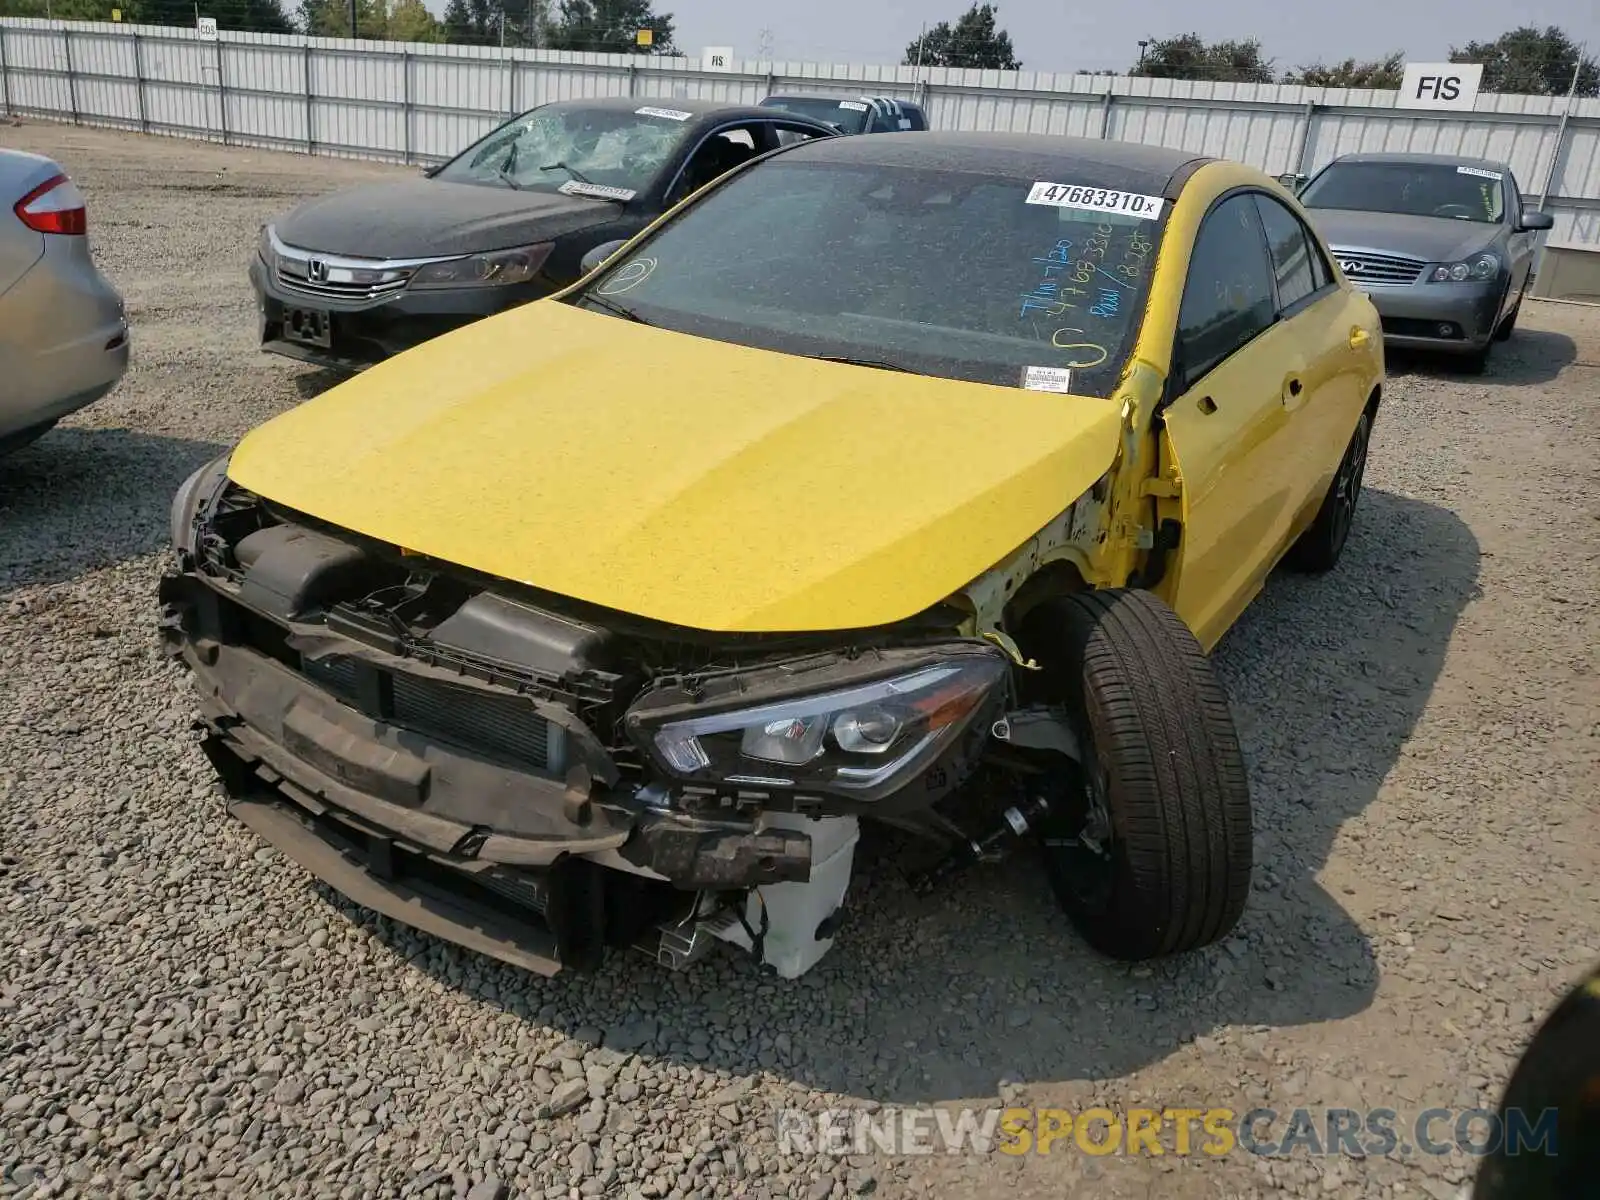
[759,94,928,135]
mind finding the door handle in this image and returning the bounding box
[1349,327,1370,350]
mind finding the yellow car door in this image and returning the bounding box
[1157,193,1310,651]
[1251,193,1374,536]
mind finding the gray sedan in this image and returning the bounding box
[0,148,128,453]
[1297,152,1552,372]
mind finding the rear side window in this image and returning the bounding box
[1177,193,1277,387]
[1254,194,1324,310]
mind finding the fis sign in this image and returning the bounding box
[1397,62,1483,111]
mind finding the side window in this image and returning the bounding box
[1254,194,1326,310]
[774,124,828,147]
[1176,194,1277,389]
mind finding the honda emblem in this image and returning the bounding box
[307,258,328,282]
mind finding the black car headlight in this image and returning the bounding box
[1426,251,1499,283]
[408,242,554,290]
[625,647,1008,802]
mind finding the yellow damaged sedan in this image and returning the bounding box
[161,132,1383,979]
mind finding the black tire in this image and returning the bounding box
[1286,405,1373,574]
[1494,297,1520,342]
[1015,589,1253,960]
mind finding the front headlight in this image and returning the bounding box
[258,223,275,271]
[1428,251,1499,283]
[408,242,554,290]
[625,648,1008,802]
[170,453,233,555]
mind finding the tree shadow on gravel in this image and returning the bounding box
[0,427,224,595]
[331,488,1481,1106]
[1386,325,1575,385]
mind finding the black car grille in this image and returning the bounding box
[1331,249,1426,286]
[301,653,561,774]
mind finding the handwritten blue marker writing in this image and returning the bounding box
[1090,287,1121,318]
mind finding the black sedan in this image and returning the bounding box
[251,98,839,371]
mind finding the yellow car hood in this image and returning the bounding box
[228,303,1123,632]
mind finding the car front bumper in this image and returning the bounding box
[1343,273,1504,355]
[249,255,552,372]
[157,567,866,977]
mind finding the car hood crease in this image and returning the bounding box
[226,302,1125,633]
[276,180,616,258]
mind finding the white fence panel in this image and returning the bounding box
[0,15,1593,250]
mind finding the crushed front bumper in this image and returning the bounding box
[161,572,825,975]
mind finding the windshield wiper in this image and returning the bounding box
[805,353,916,373]
[579,294,650,324]
[541,161,597,185]
[497,141,522,190]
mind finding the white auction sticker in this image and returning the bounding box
[1023,365,1074,394]
[636,106,693,121]
[838,100,870,112]
[1456,165,1503,180]
[558,180,637,202]
[1026,181,1165,220]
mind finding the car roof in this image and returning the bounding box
[779,131,1212,199]
[537,96,826,126]
[1331,151,1513,174]
[766,93,925,108]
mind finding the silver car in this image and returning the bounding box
[1297,152,1553,372]
[0,148,129,453]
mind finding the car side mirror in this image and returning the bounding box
[580,239,630,276]
[1518,211,1554,232]
[1276,172,1307,193]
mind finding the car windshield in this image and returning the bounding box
[762,98,868,134]
[570,160,1167,398]
[433,105,694,199]
[1300,161,1506,223]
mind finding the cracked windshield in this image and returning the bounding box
[435,105,692,200]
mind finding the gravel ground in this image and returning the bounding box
[1,123,1597,1200]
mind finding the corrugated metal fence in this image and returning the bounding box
[3,17,1598,248]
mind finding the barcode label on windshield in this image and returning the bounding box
[636,106,692,121]
[1026,182,1165,221]
[558,180,637,202]
[1457,165,1503,180]
[838,100,870,111]
[1023,366,1074,394]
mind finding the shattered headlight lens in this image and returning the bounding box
[408,242,554,290]
[626,650,1008,802]
[1427,252,1499,283]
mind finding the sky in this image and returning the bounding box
[655,0,1599,76]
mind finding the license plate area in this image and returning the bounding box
[283,306,332,348]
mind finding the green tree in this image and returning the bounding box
[441,0,498,43]
[903,3,1019,70]
[1283,52,1405,89]
[73,0,294,32]
[1450,26,1598,97]
[543,0,675,54]
[299,0,441,40]
[1131,33,1274,83]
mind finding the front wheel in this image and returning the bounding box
[1015,589,1253,960]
